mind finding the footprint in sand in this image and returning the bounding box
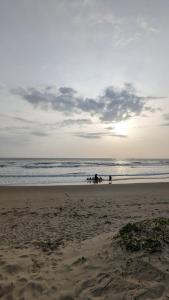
[72,256,87,266]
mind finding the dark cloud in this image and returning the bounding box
[105,126,114,130]
[12,87,79,113]
[60,118,92,127]
[0,113,38,124]
[74,131,127,139]
[31,131,49,137]
[11,84,164,122]
[59,87,77,95]
[111,133,127,138]
[75,132,102,139]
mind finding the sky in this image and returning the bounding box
[0,0,169,158]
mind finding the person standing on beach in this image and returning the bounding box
[95,174,99,183]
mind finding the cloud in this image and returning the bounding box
[12,83,165,123]
[60,118,92,127]
[113,33,141,48]
[79,12,159,35]
[82,12,123,27]
[163,113,169,120]
[43,119,93,133]
[161,113,169,126]
[0,113,38,124]
[112,17,159,48]
[98,84,144,122]
[0,113,92,129]
[0,125,29,132]
[137,17,159,34]
[0,125,49,137]
[74,131,127,139]
[12,86,79,113]
[73,9,159,48]
[59,87,76,95]
[105,126,114,130]
[0,114,46,136]
[161,123,169,127]
[75,132,102,139]
[31,131,49,137]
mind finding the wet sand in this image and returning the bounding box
[0,183,169,299]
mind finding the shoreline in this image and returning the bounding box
[0,180,169,188]
[1,176,169,187]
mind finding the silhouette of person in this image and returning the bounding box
[94,174,99,183]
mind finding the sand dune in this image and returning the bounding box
[1,230,169,299]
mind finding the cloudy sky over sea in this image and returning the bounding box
[0,0,169,158]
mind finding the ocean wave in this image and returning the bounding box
[23,165,58,169]
[22,161,169,169]
[22,164,80,169]
[1,159,169,170]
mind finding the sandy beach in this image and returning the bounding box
[0,182,169,299]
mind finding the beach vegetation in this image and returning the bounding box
[118,217,169,253]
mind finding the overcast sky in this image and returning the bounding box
[0,0,169,158]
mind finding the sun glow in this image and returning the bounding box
[113,121,129,136]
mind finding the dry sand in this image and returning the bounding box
[0,183,169,299]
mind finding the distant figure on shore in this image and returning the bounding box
[94,174,99,183]
[87,175,102,184]
[87,177,92,182]
[99,176,103,183]
[109,175,112,183]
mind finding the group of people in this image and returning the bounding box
[87,174,112,183]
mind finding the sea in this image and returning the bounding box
[0,158,169,186]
